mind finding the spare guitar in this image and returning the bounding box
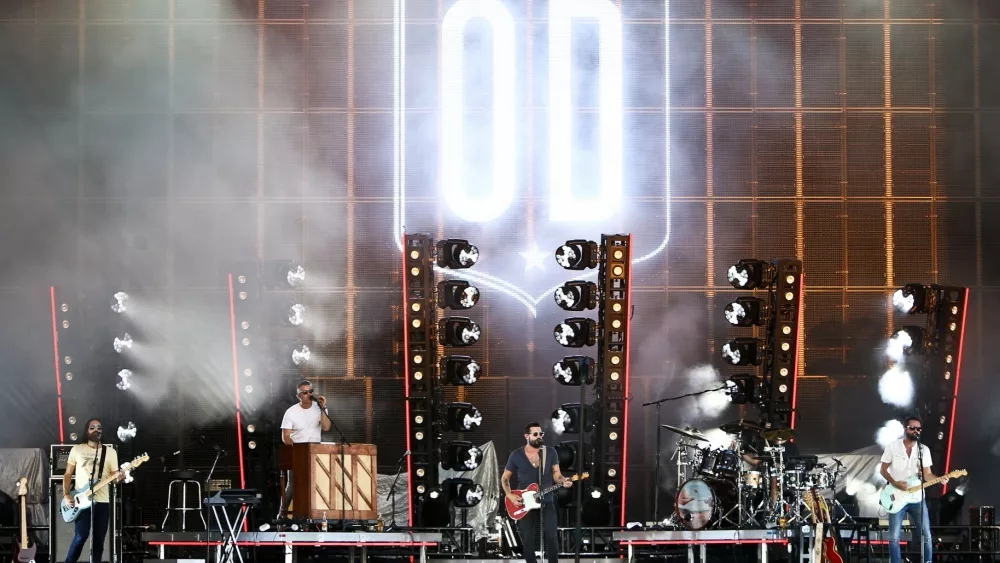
[816,492,843,563]
[12,478,36,563]
[804,489,824,563]
[505,473,589,520]
[879,469,967,514]
[60,453,149,523]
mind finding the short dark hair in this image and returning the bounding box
[904,415,921,426]
[525,422,542,434]
[297,380,312,389]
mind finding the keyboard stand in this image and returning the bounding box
[206,501,251,563]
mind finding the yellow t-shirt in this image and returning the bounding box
[68,444,119,503]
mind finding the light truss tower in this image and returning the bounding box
[594,234,633,524]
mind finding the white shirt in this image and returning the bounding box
[880,438,932,482]
[281,402,324,444]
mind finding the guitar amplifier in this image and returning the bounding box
[51,444,75,475]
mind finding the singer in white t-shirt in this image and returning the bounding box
[277,380,332,518]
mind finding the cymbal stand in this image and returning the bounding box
[829,467,856,525]
[764,445,788,527]
[659,442,690,528]
[718,436,744,528]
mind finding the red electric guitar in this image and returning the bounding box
[12,478,36,563]
[817,492,844,563]
[505,473,589,520]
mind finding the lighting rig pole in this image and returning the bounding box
[551,235,633,555]
[402,234,487,529]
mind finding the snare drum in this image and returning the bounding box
[806,470,833,490]
[783,470,805,490]
[742,471,762,489]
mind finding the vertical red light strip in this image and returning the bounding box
[50,287,65,443]
[943,288,969,479]
[789,273,804,430]
[228,274,247,490]
[619,235,633,525]
[400,234,414,526]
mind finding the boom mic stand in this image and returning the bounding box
[917,438,926,563]
[329,416,352,532]
[386,450,410,531]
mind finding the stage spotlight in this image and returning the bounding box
[939,485,966,525]
[441,355,481,385]
[438,317,481,346]
[554,281,599,311]
[446,402,483,432]
[437,280,480,310]
[887,326,925,359]
[551,403,595,434]
[721,338,763,366]
[116,369,133,391]
[893,283,929,314]
[441,441,483,471]
[552,356,596,386]
[445,478,485,508]
[436,239,479,269]
[555,442,578,471]
[113,333,133,353]
[554,318,597,347]
[112,291,129,314]
[726,374,759,404]
[727,259,775,289]
[555,240,600,270]
[287,303,306,326]
[286,264,306,287]
[291,344,311,366]
[724,297,769,327]
[117,422,137,443]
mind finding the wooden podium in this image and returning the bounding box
[279,442,378,521]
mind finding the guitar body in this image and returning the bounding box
[12,540,37,563]
[822,536,843,563]
[60,484,94,523]
[879,476,921,514]
[505,484,541,521]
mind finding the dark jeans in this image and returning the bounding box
[516,504,559,563]
[66,502,111,563]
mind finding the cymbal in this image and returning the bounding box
[719,420,763,435]
[661,424,710,443]
[763,428,796,441]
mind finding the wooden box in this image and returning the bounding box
[279,443,378,521]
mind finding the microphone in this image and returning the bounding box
[213,445,227,457]
[404,450,411,456]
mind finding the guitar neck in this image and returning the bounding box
[83,471,118,497]
[20,495,27,546]
[907,474,948,493]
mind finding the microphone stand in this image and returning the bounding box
[917,439,926,563]
[386,451,409,531]
[328,415,352,532]
[89,443,99,563]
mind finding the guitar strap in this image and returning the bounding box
[539,446,546,487]
[95,445,108,482]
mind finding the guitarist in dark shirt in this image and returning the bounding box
[501,422,572,563]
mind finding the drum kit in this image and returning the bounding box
[662,421,845,531]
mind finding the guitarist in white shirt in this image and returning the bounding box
[879,416,946,563]
[62,418,124,563]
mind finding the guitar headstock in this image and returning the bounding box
[574,472,590,481]
[130,453,150,468]
[15,477,27,497]
[948,469,968,479]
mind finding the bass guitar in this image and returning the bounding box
[12,478,35,563]
[879,469,967,514]
[505,473,589,520]
[60,453,148,523]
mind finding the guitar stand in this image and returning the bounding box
[209,503,250,563]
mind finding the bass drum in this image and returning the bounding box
[674,478,737,530]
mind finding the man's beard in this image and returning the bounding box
[530,438,543,448]
[88,431,102,442]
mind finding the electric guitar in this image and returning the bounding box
[879,469,967,514]
[505,473,589,520]
[816,492,844,563]
[805,489,824,563]
[60,453,148,522]
[12,478,36,563]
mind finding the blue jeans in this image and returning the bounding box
[65,502,111,563]
[888,500,932,563]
